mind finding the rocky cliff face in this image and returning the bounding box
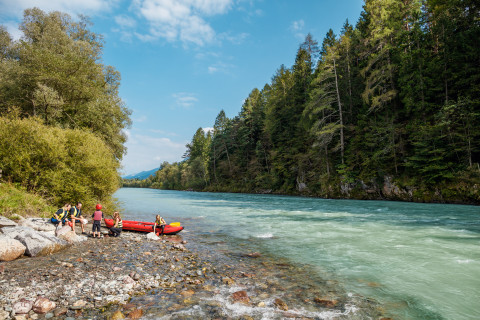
[331,175,479,204]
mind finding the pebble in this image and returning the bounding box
[274,298,288,311]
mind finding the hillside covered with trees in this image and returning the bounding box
[129,0,480,204]
[0,8,131,214]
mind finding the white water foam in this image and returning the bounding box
[456,259,473,264]
[256,233,274,238]
[196,285,361,320]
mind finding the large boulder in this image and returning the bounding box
[58,230,87,243]
[1,226,69,257]
[0,216,18,227]
[55,225,71,237]
[0,236,26,261]
[18,218,56,233]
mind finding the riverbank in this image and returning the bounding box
[0,221,389,319]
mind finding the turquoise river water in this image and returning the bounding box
[115,188,480,320]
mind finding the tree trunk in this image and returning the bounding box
[333,58,344,164]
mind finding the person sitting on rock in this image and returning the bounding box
[51,203,71,226]
[108,211,123,237]
[69,202,87,234]
[153,215,166,235]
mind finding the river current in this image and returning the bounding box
[115,188,480,320]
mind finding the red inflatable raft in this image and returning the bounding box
[104,219,184,235]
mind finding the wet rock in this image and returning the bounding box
[32,297,56,314]
[0,236,26,261]
[180,289,195,297]
[54,307,68,316]
[0,216,18,227]
[109,310,125,320]
[231,290,250,305]
[13,298,33,314]
[257,301,266,307]
[122,275,136,284]
[246,252,261,258]
[314,297,339,308]
[172,243,186,251]
[70,300,87,310]
[274,298,288,311]
[132,273,141,281]
[222,277,235,285]
[0,310,9,319]
[127,308,143,319]
[28,311,39,320]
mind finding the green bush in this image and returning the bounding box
[0,117,120,209]
[0,183,55,218]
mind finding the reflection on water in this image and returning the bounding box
[116,188,480,320]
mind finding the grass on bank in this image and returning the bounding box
[0,183,55,219]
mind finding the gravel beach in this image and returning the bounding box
[0,222,387,320]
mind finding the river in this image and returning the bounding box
[115,188,480,320]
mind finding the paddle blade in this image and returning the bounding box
[170,222,181,227]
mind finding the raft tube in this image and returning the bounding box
[104,219,184,235]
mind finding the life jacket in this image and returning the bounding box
[71,206,81,218]
[53,208,67,220]
[117,219,123,229]
[93,210,103,221]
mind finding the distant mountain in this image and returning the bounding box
[122,168,158,180]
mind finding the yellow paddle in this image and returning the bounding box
[170,222,181,227]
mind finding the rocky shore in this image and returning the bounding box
[0,216,388,320]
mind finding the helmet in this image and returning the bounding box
[96,204,102,210]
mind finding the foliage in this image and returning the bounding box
[0,8,131,160]
[0,117,120,207]
[0,182,55,219]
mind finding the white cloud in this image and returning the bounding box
[0,0,117,18]
[172,92,198,108]
[290,19,305,40]
[207,61,234,74]
[121,131,186,174]
[218,31,249,44]
[115,14,137,28]
[203,127,213,134]
[0,0,119,40]
[132,0,233,46]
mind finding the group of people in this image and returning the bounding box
[51,203,167,238]
[51,202,87,234]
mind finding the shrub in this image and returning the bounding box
[0,183,55,218]
[0,117,120,208]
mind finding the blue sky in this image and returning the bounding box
[0,0,364,175]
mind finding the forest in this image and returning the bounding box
[124,0,480,204]
[0,8,131,213]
